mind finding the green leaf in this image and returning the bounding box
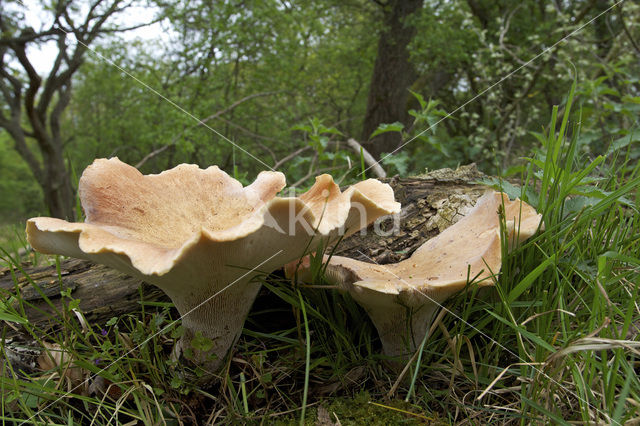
[381,151,410,175]
[170,325,185,339]
[68,298,81,310]
[262,372,273,384]
[409,90,427,110]
[191,331,214,352]
[607,131,639,155]
[478,177,523,201]
[564,196,599,213]
[0,311,28,324]
[370,122,404,139]
[291,123,312,133]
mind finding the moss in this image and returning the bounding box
[300,391,435,425]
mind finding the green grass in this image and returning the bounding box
[0,224,35,269]
[1,88,639,424]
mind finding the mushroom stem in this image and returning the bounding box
[352,292,439,358]
[168,280,262,371]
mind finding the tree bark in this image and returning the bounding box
[361,0,424,160]
[41,147,77,221]
[0,165,488,338]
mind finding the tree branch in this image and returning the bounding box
[84,0,123,45]
[99,17,165,33]
[344,138,386,178]
[11,40,50,151]
[617,3,640,56]
[36,33,68,118]
[0,28,62,46]
[50,82,73,144]
[201,91,280,124]
[213,117,278,164]
[0,70,19,111]
[82,0,108,34]
[273,146,312,170]
[214,117,281,144]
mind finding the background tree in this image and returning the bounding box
[361,0,424,159]
[0,0,151,220]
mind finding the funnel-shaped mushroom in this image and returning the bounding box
[26,158,400,372]
[293,191,541,358]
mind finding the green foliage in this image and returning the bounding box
[62,0,377,180]
[290,118,352,186]
[292,118,343,156]
[0,135,43,223]
[398,0,640,172]
[370,121,404,139]
[380,150,409,176]
[375,91,453,173]
[576,61,640,158]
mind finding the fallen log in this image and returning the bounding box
[0,259,168,331]
[0,165,490,338]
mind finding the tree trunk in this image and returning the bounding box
[0,164,488,339]
[41,149,76,221]
[361,0,424,160]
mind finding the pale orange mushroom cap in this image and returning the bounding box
[26,158,400,372]
[296,191,542,358]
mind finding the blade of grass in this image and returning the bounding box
[297,288,311,426]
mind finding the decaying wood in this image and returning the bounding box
[0,260,168,338]
[335,163,488,263]
[0,164,489,340]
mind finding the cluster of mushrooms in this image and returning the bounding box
[26,158,542,376]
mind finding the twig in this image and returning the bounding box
[214,117,281,144]
[617,3,640,56]
[498,5,529,66]
[135,144,172,169]
[100,17,165,34]
[273,146,312,170]
[345,139,386,178]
